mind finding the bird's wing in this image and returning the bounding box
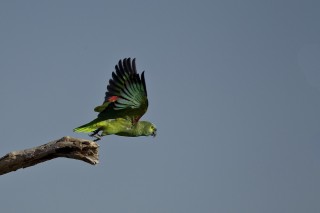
[95,58,148,122]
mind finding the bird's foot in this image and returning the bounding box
[89,129,102,142]
[89,129,100,137]
[93,137,101,142]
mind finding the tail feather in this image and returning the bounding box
[73,125,96,133]
[73,119,100,133]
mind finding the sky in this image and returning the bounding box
[1,0,320,212]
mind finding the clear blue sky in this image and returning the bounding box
[1,1,320,212]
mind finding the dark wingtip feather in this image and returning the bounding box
[104,58,148,103]
[132,58,137,74]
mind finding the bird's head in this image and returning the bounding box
[138,121,157,137]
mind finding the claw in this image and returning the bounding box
[93,137,101,142]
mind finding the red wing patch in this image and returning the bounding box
[108,96,119,102]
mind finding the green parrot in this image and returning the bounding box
[73,58,157,141]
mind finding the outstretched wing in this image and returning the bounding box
[94,58,148,123]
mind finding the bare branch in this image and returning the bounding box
[0,136,99,176]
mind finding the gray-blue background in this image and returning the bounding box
[1,1,320,212]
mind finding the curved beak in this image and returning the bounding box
[152,128,157,137]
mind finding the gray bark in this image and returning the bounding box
[0,136,99,176]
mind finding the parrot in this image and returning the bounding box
[73,58,157,141]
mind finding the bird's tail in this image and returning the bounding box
[73,119,101,133]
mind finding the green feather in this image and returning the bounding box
[73,118,156,137]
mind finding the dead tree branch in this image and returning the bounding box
[0,136,99,176]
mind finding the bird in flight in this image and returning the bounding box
[73,58,157,141]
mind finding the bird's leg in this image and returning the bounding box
[89,129,100,137]
[91,133,102,141]
[89,129,103,141]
